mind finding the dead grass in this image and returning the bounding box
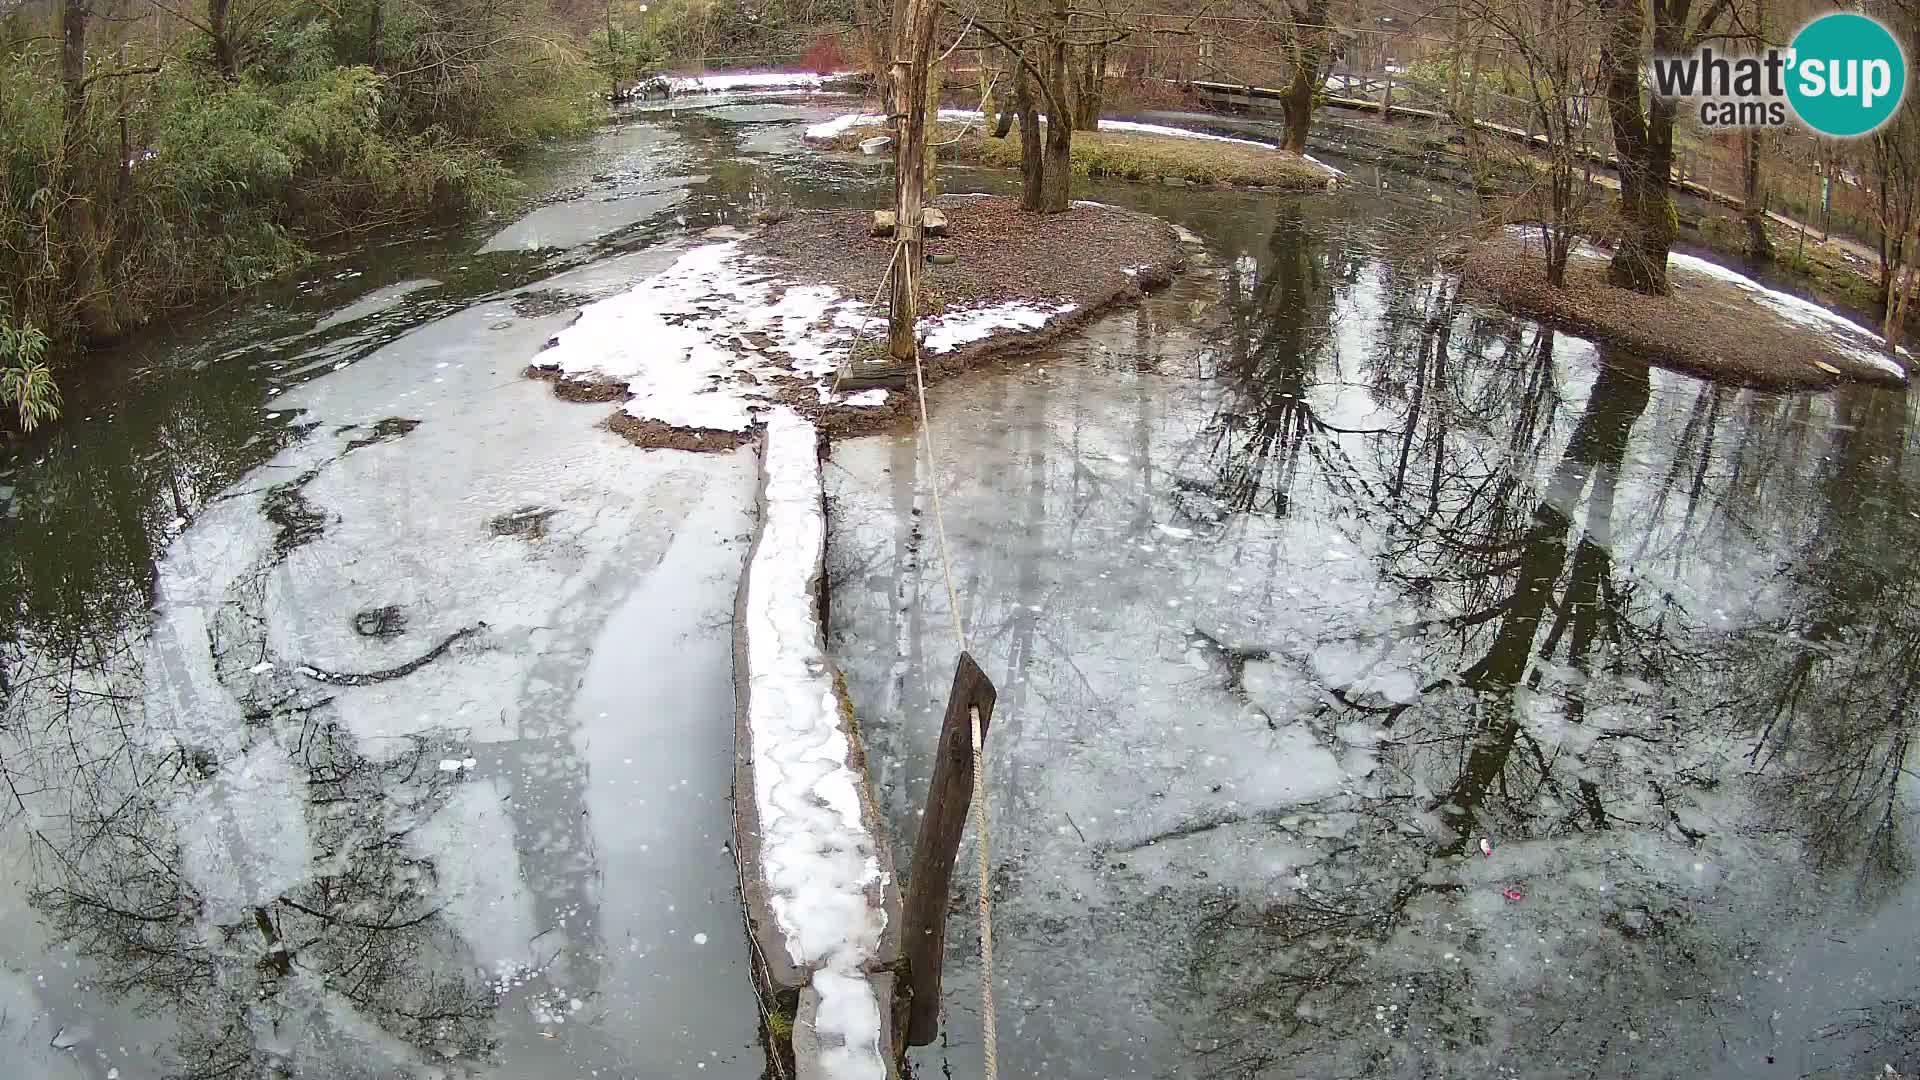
[1458,233,1908,389]
[815,121,1336,192]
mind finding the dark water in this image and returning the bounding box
[2,90,1910,1080]
[825,175,1920,1077]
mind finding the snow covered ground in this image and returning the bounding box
[1505,224,1910,380]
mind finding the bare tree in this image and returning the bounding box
[1463,0,1607,285]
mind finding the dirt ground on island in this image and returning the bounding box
[813,120,1337,192]
[1457,234,1908,389]
[530,195,1190,448]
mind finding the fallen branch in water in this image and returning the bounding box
[297,624,486,686]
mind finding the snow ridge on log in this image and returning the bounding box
[732,408,900,1080]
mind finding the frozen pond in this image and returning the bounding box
[0,95,918,1080]
[3,84,1912,1080]
[827,201,1920,1078]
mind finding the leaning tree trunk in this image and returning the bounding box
[1597,0,1674,295]
[1014,59,1045,211]
[1743,128,1774,263]
[1279,63,1314,153]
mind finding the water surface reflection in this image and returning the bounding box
[827,190,1920,1080]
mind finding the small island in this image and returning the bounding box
[528,195,1190,449]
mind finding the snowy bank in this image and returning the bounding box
[668,70,862,95]
[731,409,901,1080]
[1465,227,1909,388]
[804,109,1345,182]
[528,197,1187,445]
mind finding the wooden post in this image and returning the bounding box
[900,651,997,1047]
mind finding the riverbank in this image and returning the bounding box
[527,195,1188,447]
[807,113,1340,192]
[1458,230,1909,388]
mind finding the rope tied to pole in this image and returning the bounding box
[908,305,998,1080]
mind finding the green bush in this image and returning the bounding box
[0,305,59,433]
[0,0,600,384]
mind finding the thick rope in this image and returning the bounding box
[969,702,996,1080]
[906,295,997,1080]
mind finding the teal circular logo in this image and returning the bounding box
[1786,13,1907,137]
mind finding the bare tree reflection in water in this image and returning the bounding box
[2,573,497,1077]
[1195,200,1367,518]
[1734,385,1919,905]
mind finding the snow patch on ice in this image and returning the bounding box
[537,242,878,430]
[922,301,1077,353]
[744,408,888,1080]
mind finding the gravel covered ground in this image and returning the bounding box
[1459,233,1909,389]
[747,194,1177,323]
[748,195,1185,438]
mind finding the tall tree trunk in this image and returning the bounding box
[992,47,1016,138]
[1597,0,1673,295]
[1743,128,1774,263]
[1014,58,1044,211]
[992,0,1017,137]
[60,0,118,342]
[1886,256,1917,354]
[924,55,943,199]
[886,0,939,364]
[1279,0,1329,154]
[1039,0,1073,213]
[1072,42,1104,130]
[113,0,130,202]
[208,0,237,80]
[370,0,385,71]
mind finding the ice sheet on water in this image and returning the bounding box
[409,778,537,966]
